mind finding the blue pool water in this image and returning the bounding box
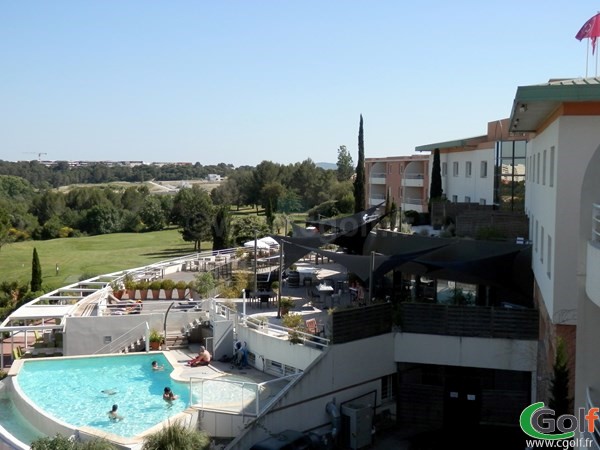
[15,353,189,439]
[0,387,46,444]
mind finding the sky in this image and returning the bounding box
[2,1,600,167]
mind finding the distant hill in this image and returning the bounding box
[316,162,336,170]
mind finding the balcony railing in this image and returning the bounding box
[403,173,424,179]
[593,203,600,243]
[403,197,423,205]
[398,302,539,340]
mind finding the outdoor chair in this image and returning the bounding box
[305,318,318,335]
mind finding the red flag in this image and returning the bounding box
[576,13,600,54]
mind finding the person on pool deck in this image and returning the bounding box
[163,387,178,402]
[151,360,164,371]
[187,346,211,367]
[107,404,123,421]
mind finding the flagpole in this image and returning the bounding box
[587,39,590,78]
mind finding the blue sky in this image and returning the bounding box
[1,1,599,167]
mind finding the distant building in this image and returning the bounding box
[207,174,222,181]
[364,155,430,212]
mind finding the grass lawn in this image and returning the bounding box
[0,228,207,292]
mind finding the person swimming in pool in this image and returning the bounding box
[101,389,117,395]
[107,404,123,421]
[151,360,164,371]
[163,386,178,402]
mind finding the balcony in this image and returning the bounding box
[401,197,424,213]
[402,173,424,187]
[398,302,538,340]
[369,194,386,206]
[369,172,387,184]
[586,204,600,307]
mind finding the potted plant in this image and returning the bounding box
[282,313,304,344]
[149,329,163,350]
[279,296,295,316]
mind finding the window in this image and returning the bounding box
[466,161,472,177]
[480,161,488,178]
[388,165,392,174]
[480,199,486,206]
[547,235,552,278]
[381,375,396,401]
[536,153,540,183]
[535,220,539,252]
[453,162,459,177]
[540,226,545,263]
[542,150,547,186]
[532,155,536,183]
[452,195,458,203]
[549,146,555,187]
[442,162,447,176]
[465,196,471,203]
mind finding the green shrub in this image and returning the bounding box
[141,420,211,450]
[148,280,162,291]
[160,279,175,291]
[31,434,118,450]
[174,280,188,290]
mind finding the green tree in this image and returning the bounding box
[211,206,231,250]
[430,148,443,200]
[336,145,354,181]
[172,186,214,250]
[353,114,366,212]
[549,336,572,417]
[139,195,167,232]
[31,247,42,292]
[0,208,12,251]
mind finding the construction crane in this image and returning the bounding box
[22,152,48,161]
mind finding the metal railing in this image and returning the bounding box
[188,372,300,417]
[593,203,600,243]
[93,321,149,354]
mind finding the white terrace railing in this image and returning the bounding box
[211,302,330,351]
[93,321,150,354]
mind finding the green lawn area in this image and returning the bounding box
[0,228,205,292]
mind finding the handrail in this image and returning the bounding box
[188,372,301,416]
[213,302,330,350]
[592,204,600,243]
[93,321,149,354]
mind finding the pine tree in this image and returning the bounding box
[31,247,42,292]
[353,114,366,213]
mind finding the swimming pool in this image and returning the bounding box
[12,352,259,441]
[0,386,46,446]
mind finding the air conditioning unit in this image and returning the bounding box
[341,403,373,449]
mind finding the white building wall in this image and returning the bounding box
[526,116,600,324]
[439,147,494,205]
[394,333,537,372]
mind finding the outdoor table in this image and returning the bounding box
[316,284,334,308]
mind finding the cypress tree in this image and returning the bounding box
[430,148,443,200]
[31,247,42,292]
[353,114,366,213]
[211,206,231,251]
[549,337,572,417]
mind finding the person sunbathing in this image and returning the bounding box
[187,346,211,367]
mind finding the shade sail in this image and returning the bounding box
[243,239,271,249]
